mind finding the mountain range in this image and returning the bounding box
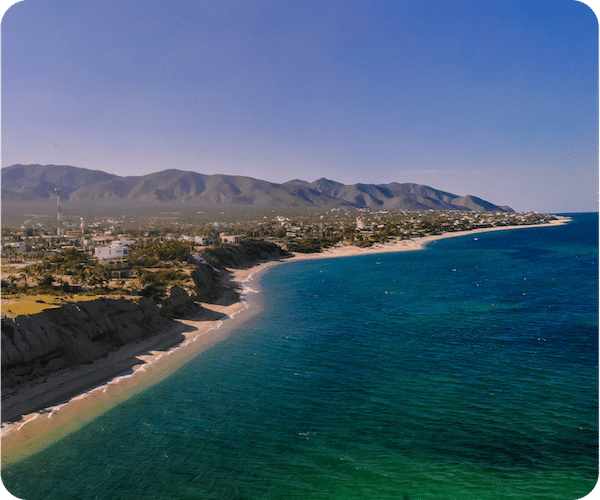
[1,164,514,212]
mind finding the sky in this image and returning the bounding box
[1,0,598,213]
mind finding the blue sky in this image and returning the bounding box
[1,0,598,212]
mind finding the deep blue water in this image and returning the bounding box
[3,213,598,500]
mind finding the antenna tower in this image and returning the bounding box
[55,188,62,237]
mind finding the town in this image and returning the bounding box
[1,207,557,316]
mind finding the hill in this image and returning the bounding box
[1,164,513,212]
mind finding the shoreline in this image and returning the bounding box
[286,216,570,261]
[0,216,570,465]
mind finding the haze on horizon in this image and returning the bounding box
[1,0,598,213]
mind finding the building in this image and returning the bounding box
[5,241,27,253]
[220,234,244,245]
[116,238,137,246]
[94,242,132,278]
[194,236,215,246]
[94,242,129,260]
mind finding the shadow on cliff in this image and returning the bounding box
[2,240,293,423]
[193,268,247,307]
[193,240,292,307]
[212,269,244,307]
[197,258,291,307]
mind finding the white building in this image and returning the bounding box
[220,234,243,245]
[94,242,129,260]
[195,236,215,246]
[94,242,132,278]
[116,237,137,246]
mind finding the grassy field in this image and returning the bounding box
[1,294,110,318]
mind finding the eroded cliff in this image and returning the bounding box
[1,240,290,415]
[1,294,184,390]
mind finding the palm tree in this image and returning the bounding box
[72,270,86,285]
[19,272,28,289]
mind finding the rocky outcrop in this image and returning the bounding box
[191,240,290,303]
[199,240,290,269]
[1,297,173,390]
[161,285,202,318]
[191,263,224,302]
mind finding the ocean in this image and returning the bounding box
[2,213,598,500]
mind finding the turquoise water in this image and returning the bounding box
[3,214,598,499]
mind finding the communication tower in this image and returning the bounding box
[55,188,62,237]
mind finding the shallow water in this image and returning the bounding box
[3,214,598,500]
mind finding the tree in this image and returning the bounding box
[19,273,28,289]
[85,265,109,288]
[133,266,153,286]
[72,270,86,285]
[40,273,54,287]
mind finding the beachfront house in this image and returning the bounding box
[94,242,132,278]
[220,234,244,245]
[194,236,215,246]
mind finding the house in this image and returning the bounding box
[5,241,27,253]
[220,234,244,245]
[94,242,129,260]
[116,238,137,246]
[94,242,132,278]
[194,236,215,246]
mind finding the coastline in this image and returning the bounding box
[0,216,570,465]
[287,216,570,261]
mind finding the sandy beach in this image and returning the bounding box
[1,217,570,465]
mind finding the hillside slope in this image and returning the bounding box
[1,164,513,212]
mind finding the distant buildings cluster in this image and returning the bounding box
[2,209,556,276]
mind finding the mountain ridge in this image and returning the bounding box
[1,164,514,212]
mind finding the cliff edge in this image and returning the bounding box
[1,240,291,422]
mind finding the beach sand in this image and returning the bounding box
[1,217,570,465]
